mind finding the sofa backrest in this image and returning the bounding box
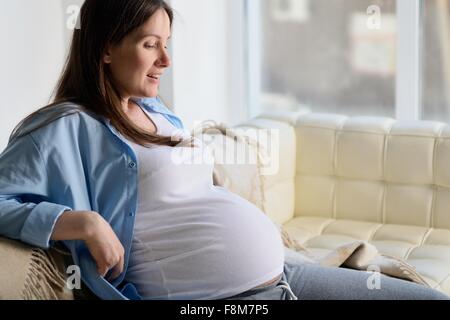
[244,111,450,229]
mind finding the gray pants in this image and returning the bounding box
[225,249,450,300]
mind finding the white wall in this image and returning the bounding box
[169,0,248,130]
[0,0,66,150]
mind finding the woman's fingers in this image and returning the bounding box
[83,214,125,280]
[97,264,109,278]
[107,253,125,281]
[95,248,122,278]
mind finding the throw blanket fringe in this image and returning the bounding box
[21,248,67,300]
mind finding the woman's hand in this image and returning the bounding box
[51,210,125,281]
[82,212,125,281]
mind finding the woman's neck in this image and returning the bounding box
[121,97,136,114]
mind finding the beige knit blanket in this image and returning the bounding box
[197,121,430,288]
[0,237,73,300]
[280,229,430,286]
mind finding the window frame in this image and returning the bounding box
[396,0,423,120]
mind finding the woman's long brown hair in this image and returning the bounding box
[10,0,189,148]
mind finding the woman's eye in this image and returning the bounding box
[144,43,169,50]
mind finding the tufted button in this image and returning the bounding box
[129,161,136,168]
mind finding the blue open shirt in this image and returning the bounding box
[0,97,185,300]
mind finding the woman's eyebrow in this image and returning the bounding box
[140,33,171,40]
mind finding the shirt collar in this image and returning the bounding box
[131,96,172,115]
[101,96,185,137]
[131,96,185,130]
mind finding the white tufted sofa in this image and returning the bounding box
[236,110,450,295]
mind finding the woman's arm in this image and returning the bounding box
[0,134,124,281]
[0,134,72,248]
[51,211,125,281]
[50,210,93,241]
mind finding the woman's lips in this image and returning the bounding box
[147,75,160,84]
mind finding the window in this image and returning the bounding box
[247,0,397,118]
[247,0,450,123]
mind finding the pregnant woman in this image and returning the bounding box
[0,0,447,300]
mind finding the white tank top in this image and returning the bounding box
[124,108,284,300]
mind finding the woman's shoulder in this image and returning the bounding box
[34,101,105,125]
[10,101,106,145]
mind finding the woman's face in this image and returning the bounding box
[104,8,172,100]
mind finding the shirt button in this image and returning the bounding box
[129,162,136,168]
[128,212,135,217]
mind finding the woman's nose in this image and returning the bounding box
[156,49,171,68]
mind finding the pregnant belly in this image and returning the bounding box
[128,187,285,299]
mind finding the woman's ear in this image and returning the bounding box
[103,46,112,64]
